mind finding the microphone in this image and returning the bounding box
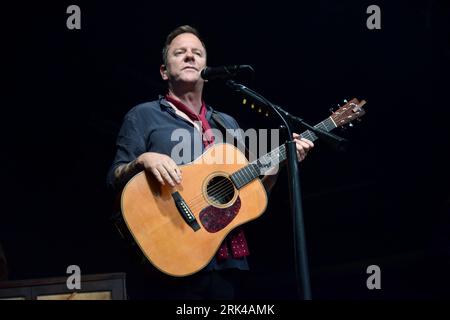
[200,65,254,80]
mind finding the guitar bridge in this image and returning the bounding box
[172,191,200,232]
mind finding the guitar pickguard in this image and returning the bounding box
[199,197,241,233]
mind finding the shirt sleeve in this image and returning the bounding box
[106,111,147,191]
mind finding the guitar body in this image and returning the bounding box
[121,143,268,277]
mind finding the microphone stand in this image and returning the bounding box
[226,80,346,300]
[226,79,312,300]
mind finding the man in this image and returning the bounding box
[107,25,314,299]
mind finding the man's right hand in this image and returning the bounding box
[136,152,182,187]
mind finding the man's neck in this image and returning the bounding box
[167,86,203,115]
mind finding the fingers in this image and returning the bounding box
[162,161,182,186]
[150,167,165,185]
[295,140,306,161]
[141,153,182,187]
[296,139,314,150]
[154,161,182,187]
[292,133,314,162]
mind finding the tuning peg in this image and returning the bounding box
[329,108,334,114]
[348,123,354,128]
[343,99,348,104]
[356,118,362,123]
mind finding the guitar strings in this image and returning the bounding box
[186,146,287,210]
[186,145,286,209]
[187,143,289,210]
[185,147,287,212]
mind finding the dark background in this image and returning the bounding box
[2,0,449,299]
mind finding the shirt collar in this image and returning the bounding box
[158,95,214,120]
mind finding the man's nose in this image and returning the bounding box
[184,50,195,61]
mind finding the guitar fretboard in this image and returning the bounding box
[230,117,336,189]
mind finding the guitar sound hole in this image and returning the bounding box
[206,176,235,206]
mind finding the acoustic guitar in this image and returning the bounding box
[120,98,366,276]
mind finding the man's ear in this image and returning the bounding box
[160,64,168,80]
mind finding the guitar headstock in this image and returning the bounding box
[330,98,367,128]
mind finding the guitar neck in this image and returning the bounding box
[230,116,337,189]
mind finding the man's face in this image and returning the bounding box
[161,33,207,84]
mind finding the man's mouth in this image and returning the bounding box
[183,66,198,71]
